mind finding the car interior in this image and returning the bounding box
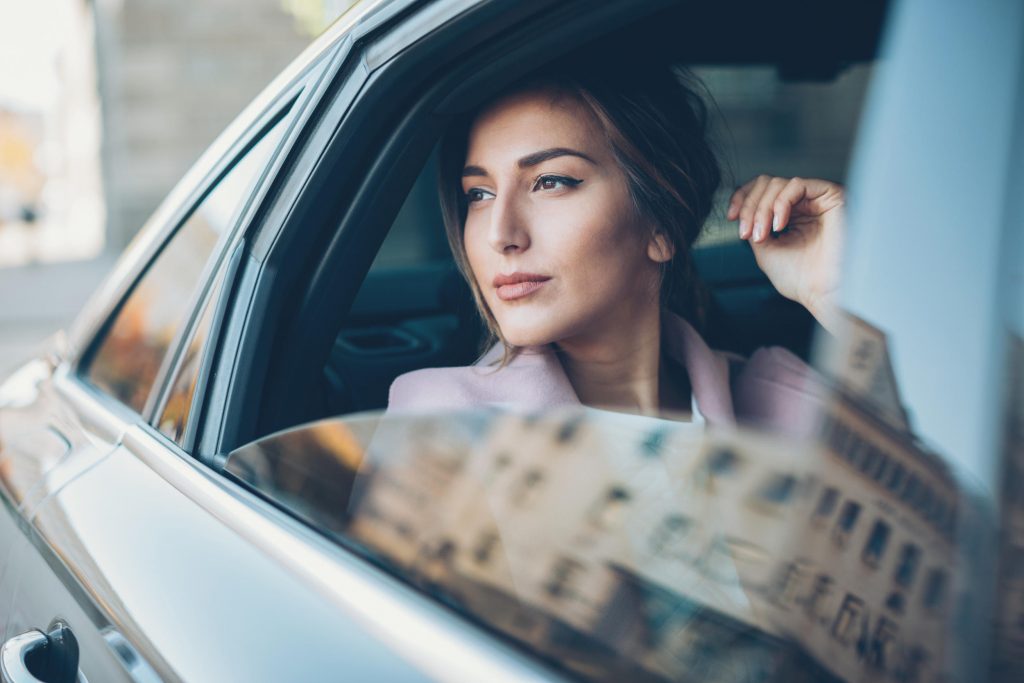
[235,0,889,450]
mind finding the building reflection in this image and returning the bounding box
[227,315,993,683]
[993,335,1024,682]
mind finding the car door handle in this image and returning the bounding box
[1,622,82,683]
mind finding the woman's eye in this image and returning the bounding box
[465,188,495,203]
[533,175,582,192]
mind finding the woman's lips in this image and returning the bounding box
[493,273,551,301]
[496,280,548,301]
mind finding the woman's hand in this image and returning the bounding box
[727,175,846,333]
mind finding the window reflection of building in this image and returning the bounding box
[812,486,839,528]
[992,336,1024,681]
[647,514,692,559]
[587,486,631,531]
[326,315,981,683]
[861,519,891,568]
[509,469,545,508]
[832,500,861,546]
[770,315,973,683]
[831,593,865,647]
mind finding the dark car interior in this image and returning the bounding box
[233,0,888,449]
[326,159,826,416]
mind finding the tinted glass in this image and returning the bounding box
[86,116,287,412]
[225,407,984,683]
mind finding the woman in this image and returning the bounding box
[388,53,843,430]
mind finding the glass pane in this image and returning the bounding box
[85,116,287,413]
[225,407,986,683]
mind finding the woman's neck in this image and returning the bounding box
[556,308,689,416]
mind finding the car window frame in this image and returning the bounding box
[73,97,299,422]
[142,102,301,438]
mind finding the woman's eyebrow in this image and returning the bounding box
[461,148,596,179]
[517,147,596,168]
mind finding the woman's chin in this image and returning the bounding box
[491,300,583,348]
[497,320,563,349]
[502,331,554,348]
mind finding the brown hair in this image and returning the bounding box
[438,51,721,364]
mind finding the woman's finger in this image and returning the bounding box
[752,177,789,242]
[771,176,809,233]
[737,175,772,240]
[726,178,756,222]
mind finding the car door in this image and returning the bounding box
[0,51,315,677]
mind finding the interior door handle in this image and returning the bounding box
[1,621,82,683]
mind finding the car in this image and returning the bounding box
[0,0,1021,681]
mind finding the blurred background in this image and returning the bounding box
[0,0,355,375]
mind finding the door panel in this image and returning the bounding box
[9,434,432,682]
[4,533,135,683]
[0,360,79,509]
[0,357,124,658]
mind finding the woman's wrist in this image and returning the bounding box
[803,291,841,336]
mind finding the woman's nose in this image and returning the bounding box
[487,193,530,254]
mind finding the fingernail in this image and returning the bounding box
[754,221,764,240]
[739,220,748,238]
[772,215,780,232]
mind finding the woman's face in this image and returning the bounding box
[461,88,671,349]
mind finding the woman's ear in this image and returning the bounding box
[647,230,676,264]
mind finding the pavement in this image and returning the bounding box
[0,256,117,377]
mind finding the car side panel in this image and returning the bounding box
[13,441,432,682]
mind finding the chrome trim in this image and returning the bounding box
[100,628,161,683]
[142,96,306,429]
[144,262,228,428]
[363,0,479,69]
[246,45,368,262]
[0,630,46,683]
[179,241,247,455]
[122,425,566,683]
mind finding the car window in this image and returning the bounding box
[84,114,289,414]
[224,404,982,683]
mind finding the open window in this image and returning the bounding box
[218,0,887,450]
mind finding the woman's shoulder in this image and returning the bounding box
[387,365,489,414]
[729,344,828,435]
[737,344,819,386]
[387,344,581,414]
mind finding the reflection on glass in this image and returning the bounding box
[992,336,1024,681]
[227,356,987,683]
[86,115,288,412]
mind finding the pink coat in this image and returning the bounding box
[387,314,824,435]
